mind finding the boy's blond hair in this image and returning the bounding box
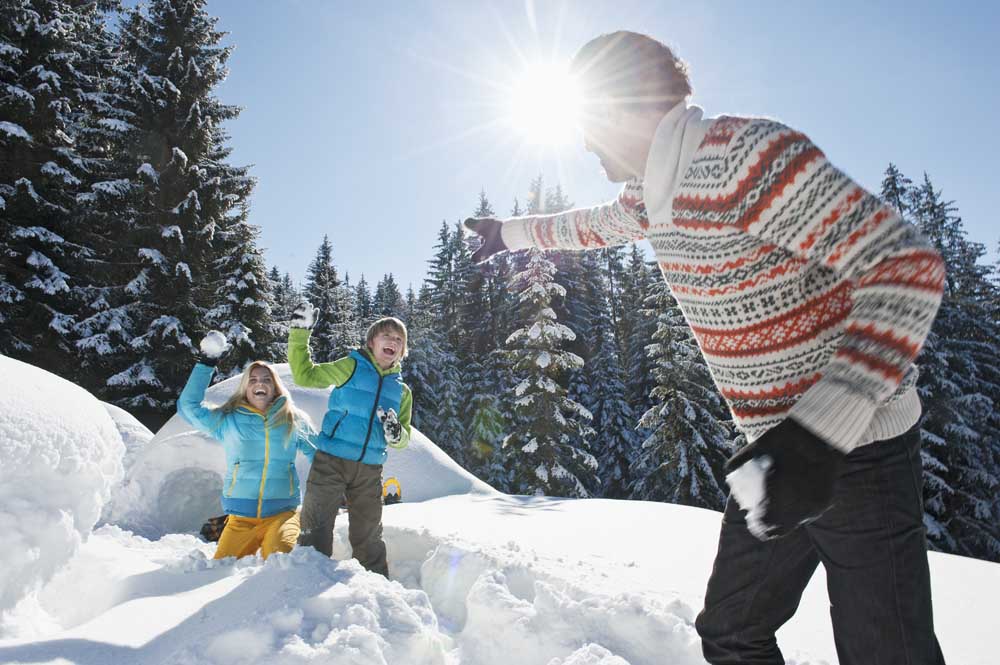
[365,317,408,359]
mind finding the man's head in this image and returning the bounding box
[570,31,692,182]
[365,317,408,369]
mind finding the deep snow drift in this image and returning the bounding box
[0,356,124,614]
[0,358,997,665]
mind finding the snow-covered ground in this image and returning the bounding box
[1,357,997,664]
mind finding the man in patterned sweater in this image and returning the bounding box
[465,31,946,665]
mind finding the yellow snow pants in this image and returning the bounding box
[214,510,300,560]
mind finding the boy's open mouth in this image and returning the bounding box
[382,347,396,356]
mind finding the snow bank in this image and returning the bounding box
[101,402,153,474]
[0,356,124,614]
[106,363,495,538]
[388,527,704,665]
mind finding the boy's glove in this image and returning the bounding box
[376,407,404,447]
[197,330,230,366]
[724,417,846,541]
[290,301,317,329]
[463,217,507,263]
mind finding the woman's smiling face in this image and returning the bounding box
[245,365,276,410]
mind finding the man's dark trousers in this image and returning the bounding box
[696,426,946,665]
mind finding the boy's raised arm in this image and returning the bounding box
[287,328,356,388]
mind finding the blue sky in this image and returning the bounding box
[208,0,999,291]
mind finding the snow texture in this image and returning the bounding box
[199,330,229,359]
[0,121,30,140]
[0,365,996,665]
[0,356,124,613]
[725,456,772,539]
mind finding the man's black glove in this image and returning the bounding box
[725,417,846,540]
[463,217,507,263]
[197,330,230,367]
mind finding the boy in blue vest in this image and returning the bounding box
[288,305,412,577]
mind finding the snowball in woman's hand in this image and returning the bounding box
[199,331,230,358]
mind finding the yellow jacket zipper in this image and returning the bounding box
[227,463,239,496]
[256,414,269,518]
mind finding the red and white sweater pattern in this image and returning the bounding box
[499,115,944,451]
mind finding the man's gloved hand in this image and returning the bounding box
[197,330,230,366]
[463,217,507,263]
[290,301,317,329]
[725,417,846,541]
[377,407,404,447]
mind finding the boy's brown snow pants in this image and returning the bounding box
[297,450,389,577]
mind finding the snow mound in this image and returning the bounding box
[386,526,703,665]
[0,356,124,613]
[105,363,495,537]
[101,401,153,474]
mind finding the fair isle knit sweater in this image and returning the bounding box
[499,103,944,452]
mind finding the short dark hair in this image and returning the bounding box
[571,31,692,113]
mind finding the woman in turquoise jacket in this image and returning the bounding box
[178,331,316,560]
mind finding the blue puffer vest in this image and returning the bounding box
[316,349,404,465]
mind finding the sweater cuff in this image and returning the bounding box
[500,219,535,251]
[788,380,877,453]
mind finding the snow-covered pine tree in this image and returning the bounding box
[305,235,354,361]
[206,216,275,375]
[0,0,119,377]
[401,283,463,463]
[412,222,466,464]
[372,273,403,317]
[879,168,1000,561]
[571,250,638,499]
[899,171,1000,561]
[264,267,298,361]
[78,0,255,423]
[880,162,913,220]
[629,278,732,510]
[462,190,509,475]
[622,248,658,426]
[503,248,598,497]
[354,274,373,324]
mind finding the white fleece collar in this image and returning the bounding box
[641,102,713,222]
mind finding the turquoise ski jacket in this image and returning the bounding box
[177,363,317,518]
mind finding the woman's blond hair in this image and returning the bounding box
[218,361,314,446]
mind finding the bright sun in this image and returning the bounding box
[506,63,582,147]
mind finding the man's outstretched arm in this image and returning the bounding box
[465,180,649,262]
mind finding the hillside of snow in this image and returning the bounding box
[1,356,997,665]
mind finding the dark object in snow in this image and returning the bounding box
[199,514,229,542]
[383,477,402,505]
